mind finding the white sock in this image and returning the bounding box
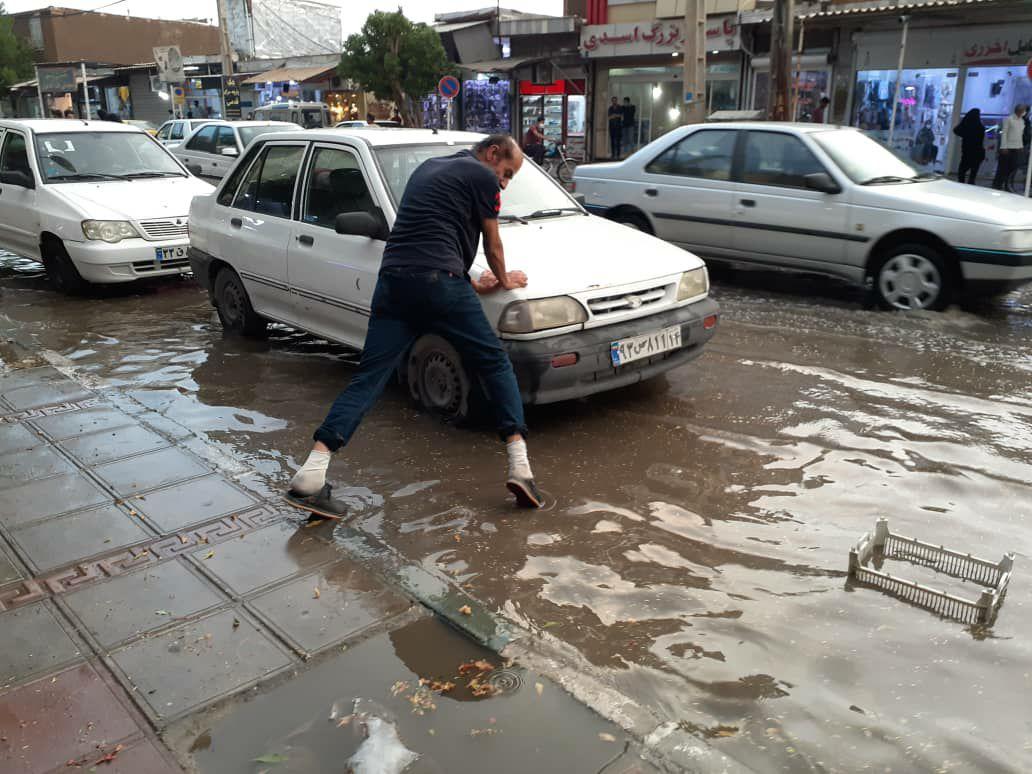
[290,449,331,495]
[506,439,533,480]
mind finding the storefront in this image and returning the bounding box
[461,77,512,134]
[749,53,832,121]
[241,64,338,116]
[519,79,587,160]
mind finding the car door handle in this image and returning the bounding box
[740,199,756,208]
[644,188,658,197]
[230,217,242,228]
[297,234,314,246]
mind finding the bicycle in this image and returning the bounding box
[542,142,578,184]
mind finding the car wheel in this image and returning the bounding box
[407,334,471,422]
[873,243,953,311]
[214,268,267,335]
[40,239,87,295]
[612,210,652,234]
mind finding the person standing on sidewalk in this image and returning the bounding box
[287,134,543,518]
[953,108,986,185]
[621,97,636,155]
[992,104,1027,190]
[608,97,623,159]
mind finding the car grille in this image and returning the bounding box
[587,283,671,317]
[132,257,190,273]
[138,219,188,240]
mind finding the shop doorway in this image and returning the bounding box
[960,67,1032,185]
[609,67,684,156]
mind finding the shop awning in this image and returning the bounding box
[457,56,545,73]
[240,65,336,85]
[741,0,993,24]
[8,74,107,91]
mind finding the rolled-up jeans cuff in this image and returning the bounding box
[498,424,528,442]
[313,427,344,452]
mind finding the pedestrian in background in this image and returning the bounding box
[621,97,636,155]
[366,112,376,125]
[63,108,75,119]
[812,97,830,124]
[523,116,546,166]
[953,108,985,185]
[992,104,1027,189]
[608,96,623,159]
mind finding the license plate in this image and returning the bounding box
[610,325,683,367]
[154,246,187,262]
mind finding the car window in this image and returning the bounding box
[302,146,377,229]
[645,130,736,180]
[741,132,826,189]
[301,108,322,129]
[215,126,236,153]
[34,131,183,182]
[170,122,185,141]
[156,123,171,140]
[186,125,216,153]
[238,124,301,147]
[217,144,262,207]
[0,131,33,181]
[232,144,305,217]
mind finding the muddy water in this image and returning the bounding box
[3,255,1031,772]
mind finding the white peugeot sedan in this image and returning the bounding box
[188,129,719,415]
[574,123,1032,310]
[0,119,212,293]
[155,118,218,148]
[173,120,302,181]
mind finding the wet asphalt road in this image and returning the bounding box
[2,253,1030,773]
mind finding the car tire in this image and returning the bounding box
[214,268,267,336]
[872,243,954,312]
[612,210,652,234]
[40,239,87,295]
[407,334,473,423]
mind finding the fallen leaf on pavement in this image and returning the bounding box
[312,587,321,599]
[94,743,124,764]
[253,753,288,764]
[535,682,544,696]
[232,618,240,629]
[598,733,616,742]
[204,550,214,560]
[154,610,171,616]
[458,605,472,616]
[453,533,461,543]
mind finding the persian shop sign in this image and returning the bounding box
[580,16,740,58]
[961,35,1032,64]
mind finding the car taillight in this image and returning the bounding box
[703,314,718,330]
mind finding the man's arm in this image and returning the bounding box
[475,218,527,294]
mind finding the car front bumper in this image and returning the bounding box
[505,297,720,405]
[64,238,191,284]
[958,248,1032,293]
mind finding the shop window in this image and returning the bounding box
[645,129,736,179]
[741,131,825,188]
[232,145,305,217]
[302,147,376,228]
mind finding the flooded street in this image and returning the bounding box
[2,252,1030,772]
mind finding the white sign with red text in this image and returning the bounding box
[580,16,740,59]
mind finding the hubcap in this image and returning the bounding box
[222,280,245,325]
[421,351,462,414]
[878,253,942,310]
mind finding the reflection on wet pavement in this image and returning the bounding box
[3,252,1031,772]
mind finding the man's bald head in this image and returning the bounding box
[474,134,524,189]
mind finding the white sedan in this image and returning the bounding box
[574,123,1032,310]
[173,120,302,180]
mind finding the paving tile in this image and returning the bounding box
[0,662,141,773]
[131,474,256,533]
[0,422,42,455]
[0,445,75,490]
[29,405,134,440]
[60,424,169,467]
[0,471,110,529]
[202,522,338,595]
[251,560,410,654]
[0,545,21,584]
[65,560,226,648]
[94,738,182,774]
[0,365,64,390]
[138,411,194,440]
[110,608,292,722]
[93,446,209,497]
[10,504,150,572]
[1,380,91,410]
[0,602,82,688]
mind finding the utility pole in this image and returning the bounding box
[768,0,794,121]
[682,0,707,124]
[216,0,234,78]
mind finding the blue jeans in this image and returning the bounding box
[313,268,528,451]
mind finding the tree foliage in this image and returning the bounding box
[339,10,452,126]
[0,4,34,93]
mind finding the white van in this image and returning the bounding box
[0,119,213,293]
[251,102,331,129]
[188,129,719,416]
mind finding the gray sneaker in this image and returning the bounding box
[285,483,348,520]
[506,476,543,508]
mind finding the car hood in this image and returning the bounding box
[853,178,1032,226]
[471,213,704,298]
[48,176,214,220]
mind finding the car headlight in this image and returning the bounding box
[676,267,709,301]
[498,296,588,334]
[1002,229,1032,251]
[82,220,140,243]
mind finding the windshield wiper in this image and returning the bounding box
[859,175,914,186]
[523,207,582,219]
[48,172,128,182]
[498,214,529,224]
[122,171,183,179]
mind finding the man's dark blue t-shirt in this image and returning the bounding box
[380,149,500,277]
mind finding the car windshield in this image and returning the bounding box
[375,144,579,219]
[238,124,302,148]
[35,131,184,182]
[813,129,923,184]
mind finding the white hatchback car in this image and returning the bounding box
[575,123,1032,310]
[0,119,212,292]
[155,118,218,148]
[188,129,719,415]
[173,121,302,180]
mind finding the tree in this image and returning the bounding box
[339,10,452,127]
[0,4,34,94]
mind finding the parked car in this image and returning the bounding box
[574,123,1032,310]
[251,102,331,128]
[155,118,217,148]
[334,120,401,129]
[0,119,212,292]
[173,121,302,180]
[188,129,719,416]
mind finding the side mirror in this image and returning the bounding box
[186,163,203,177]
[572,192,586,207]
[220,146,239,157]
[0,170,34,189]
[804,172,841,194]
[335,211,388,240]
